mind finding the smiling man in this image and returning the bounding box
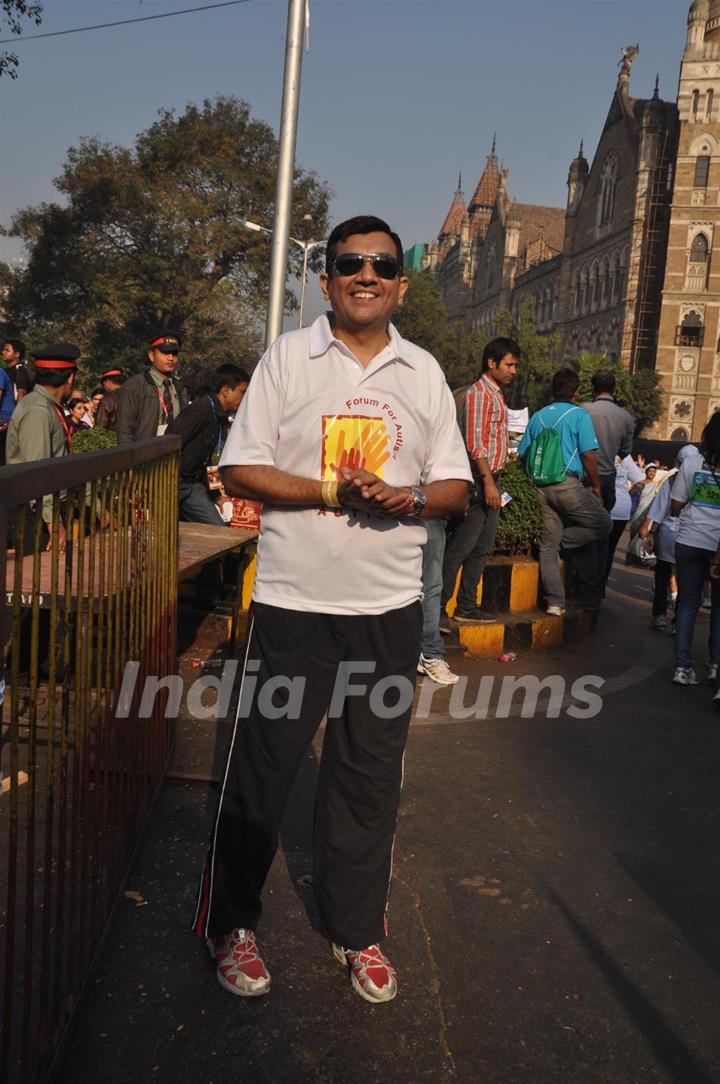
[193,215,471,1005]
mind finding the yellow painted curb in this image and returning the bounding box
[509,561,539,614]
[457,623,505,655]
[531,617,564,650]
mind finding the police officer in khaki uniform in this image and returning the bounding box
[6,343,79,551]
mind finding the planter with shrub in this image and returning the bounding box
[494,456,544,556]
[71,427,118,454]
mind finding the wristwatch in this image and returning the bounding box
[409,486,426,517]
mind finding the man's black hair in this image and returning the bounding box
[325,216,403,274]
[481,337,521,374]
[552,367,580,400]
[3,338,25,360]
[701,410,720,470]
[35,368,75,389]
[591,370,616,394]
[212,363,251,394]
[91,386,104,398]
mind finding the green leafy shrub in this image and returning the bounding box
[495,457,544,554]
[71,427,118,454]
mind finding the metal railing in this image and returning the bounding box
[0,438,180,1083]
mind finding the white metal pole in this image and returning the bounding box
[265,0,307,348]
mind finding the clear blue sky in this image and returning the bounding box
[0,0,687,325]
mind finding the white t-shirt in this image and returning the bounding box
[220,315,472,615]
[612,455,645,521]
[671,453,720,552]
[646,473,679,563]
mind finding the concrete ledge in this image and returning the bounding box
[447,555,542,617]
[456,607,599,657]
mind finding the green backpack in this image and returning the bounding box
[525,408,575,486]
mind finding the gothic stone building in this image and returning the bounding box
[656,0,720,440]
[430,2,720,439]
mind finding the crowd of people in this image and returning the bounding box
[0,333,251,538]
[419,340,720,709]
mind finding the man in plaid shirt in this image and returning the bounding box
[441,337,520,623]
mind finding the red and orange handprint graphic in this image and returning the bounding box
[321,415,391,480]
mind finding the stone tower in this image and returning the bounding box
[655,0,720,438]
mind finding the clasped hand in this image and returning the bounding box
[337,468,414,518]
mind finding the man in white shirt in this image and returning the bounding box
[192,215,471,1005]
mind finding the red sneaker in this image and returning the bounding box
[331,942,398,1003]
[207,928,271,997]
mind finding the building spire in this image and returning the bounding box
[491,132,497,156]
[653,73,660,99]
[457,170,463,193]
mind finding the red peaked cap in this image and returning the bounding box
[101,367,125,381]
[148,333,182,351]
[33,342,80,371]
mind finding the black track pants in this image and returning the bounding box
[193,599,423,949]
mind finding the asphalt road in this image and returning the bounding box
[60,558,720,1083]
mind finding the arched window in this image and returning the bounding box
[616,249,628,303]
[545,286,553,326]
[580,268,589,314]
[598,156,618,226]
[590,263,600,311]
[610,252,620,305]
[671,427,690,441]
[536,291,544,326]
[676,310,704,347]
[692,89,700,121]
[690,233,709,262]
[708,89,715,121]
[600,256,610,308]
[694,155,711,188]
[571,270,580,316]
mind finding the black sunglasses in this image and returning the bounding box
[333,252,401,280]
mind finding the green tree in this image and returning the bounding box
[495,300,559,412]
[1,1,42,79]
[572,351,662,433]
[3,96,332,386]
[393,269,456,361]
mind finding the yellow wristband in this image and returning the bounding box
[322,480,341,507]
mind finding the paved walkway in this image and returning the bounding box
[61,558,720,1083]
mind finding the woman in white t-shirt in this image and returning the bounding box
[605,454,646,584]
[670,414,720,686]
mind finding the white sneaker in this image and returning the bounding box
[652,615,668,629]
[672,667,699,686]
[707,663,718,684]
[702,596,712,610]
[417,654,460,685]
[546,605,566,617]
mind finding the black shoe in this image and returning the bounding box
[453,607,496,624]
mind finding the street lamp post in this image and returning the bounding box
[243,218,325,328]
[265,0,308,348]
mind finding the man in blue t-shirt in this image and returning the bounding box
[518,368,612,614]
[0,363,16,465]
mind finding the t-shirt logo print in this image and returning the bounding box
[321,415,391,480]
